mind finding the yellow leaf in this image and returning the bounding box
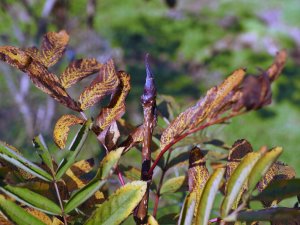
[0,46,32,72]
[53,114,85,149]
[24,207,52,225]
[60,58,103,88]
[79,59,120,110]
[187,147,210,217]
[26,30,69,67]
[96,71,131,130]
[64,159,94,191]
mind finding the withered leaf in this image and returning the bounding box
[120,125,144,153]
[26,61,80,111]
[160,69,245,150]
[226,139,253,181]
[97,121,120,151]
[96,71,131,130]
[267,50,287,82]
[0,46,80,111]
[53,114,85,149]
[187,147,209,217]
[0,46,32,72]
[24,207,52,225]
[60,58,103,88]
[79,59,120,110]
[26,30,69,67]
[64,159,94,192]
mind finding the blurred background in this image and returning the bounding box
[0,0,299,176]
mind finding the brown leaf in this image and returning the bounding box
[97,121,120,151]
[53,114,85,149]
[79,59,120,110]
[225,139,253,181]
[27,61,80,111]
[60,58,103,88]
[96,71,131,130]
[267,50,287,82]
[120,125,144,153]
[0,46,32,72]
[64,159,94,192]
[187,147,209,217]
[0,46,80,111]
[26,30,69,67]
[160,69,245,150]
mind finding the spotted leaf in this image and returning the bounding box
[25,30,69,67]
[60,58,103,88]
[79,59,120,110]
[53,114,85,149]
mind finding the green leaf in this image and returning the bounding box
[178,192,196,225]
[195,168,225,225]
[84,181,147,225]
[33,134,54,173]
[247,147,283,193]
[224,207,300,222]
[221,152,261,217]
[0,142,52,181]
[64,180,105,214]
[55,119,92,179]
[147,215,159,225]
[160,176,187,195]
[0,184,61,215]
[252,178,300,203]
[0,195,47,225]
[96,147,124,180]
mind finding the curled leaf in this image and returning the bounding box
[60,58,103,88]
[79,59,120,110]
[267,50,287,82]
[160,69,245,150]
[96,71,131,131]
[53,114,85,149]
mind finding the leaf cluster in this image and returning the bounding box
[0,31,298,225]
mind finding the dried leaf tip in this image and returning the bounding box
[142,54,156,104]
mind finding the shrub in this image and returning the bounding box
[0,31,299,225]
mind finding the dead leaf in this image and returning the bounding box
[26,30,69,67]
[79,59,120,110]
[60,58,103,88]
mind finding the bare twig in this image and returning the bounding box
[134,54,157,224]
[53,181,68,225]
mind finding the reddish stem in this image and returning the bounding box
[148,113,243,177]
[116,166,125,186]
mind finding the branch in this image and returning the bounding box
[148,111,244,177]
[134,54,157,224]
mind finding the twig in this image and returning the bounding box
[53,181,68,225]
[152,149,172,218]
[148,111,244,177]
[134,54,157,224]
